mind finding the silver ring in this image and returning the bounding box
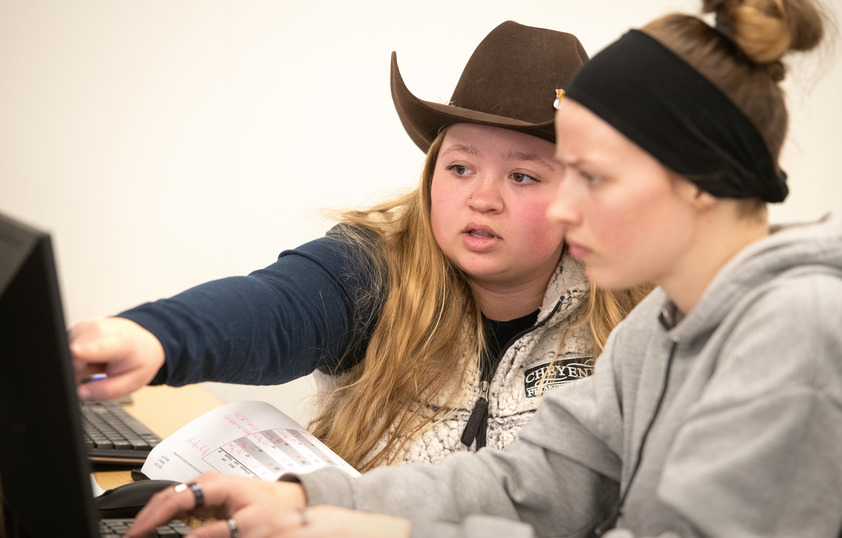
[298,507,309,526]
[227,517,240,538]
[187,481,204,508]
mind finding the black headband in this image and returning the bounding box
[565,30,788,203]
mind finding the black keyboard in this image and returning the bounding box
[82,401,162,464]
[99,518,192,537]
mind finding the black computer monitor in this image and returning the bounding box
[0,212,99,537]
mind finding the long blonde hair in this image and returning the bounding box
[585,284,654,357]
[310,128,649,471]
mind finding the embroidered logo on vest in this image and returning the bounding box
[524,356,594,398]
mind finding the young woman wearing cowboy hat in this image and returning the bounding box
[127,0,842,537]
[71,21,650,472]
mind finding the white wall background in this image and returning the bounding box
[2,1,840,425]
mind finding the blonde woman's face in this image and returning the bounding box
[549,100,699,291]
[430,123,565,291]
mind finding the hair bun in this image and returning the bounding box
[705,0,825,66]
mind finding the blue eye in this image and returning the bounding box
[512,172,539,185]
[445,164,471,176]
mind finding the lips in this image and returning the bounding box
[463,223,498,239]
[461,223,500,252]
[565,240,591,259]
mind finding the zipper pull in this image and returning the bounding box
[460,381,490,448]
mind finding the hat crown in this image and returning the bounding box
[450,21,587,124]
[391,21,589,151]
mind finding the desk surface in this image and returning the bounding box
[93,384,222,490]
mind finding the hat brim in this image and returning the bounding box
[390,52,556,153]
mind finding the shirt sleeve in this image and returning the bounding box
[119,225,386,386]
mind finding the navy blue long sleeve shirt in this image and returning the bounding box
[119,226,385,387]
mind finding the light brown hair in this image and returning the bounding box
[643,0,828,163]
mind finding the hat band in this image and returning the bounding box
[565,30,788,203]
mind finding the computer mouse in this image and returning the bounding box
[95,479,181,519]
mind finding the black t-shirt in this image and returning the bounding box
[481,309,540,381]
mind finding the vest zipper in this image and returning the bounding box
[461,300,561,450]
[460,380,489,448]
[460,297,566,450]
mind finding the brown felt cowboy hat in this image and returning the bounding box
[391,20,589,152]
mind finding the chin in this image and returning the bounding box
[584,267,641,291]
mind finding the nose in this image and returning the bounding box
[546,178,581,228]
[467,175,503,213]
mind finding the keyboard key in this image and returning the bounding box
[81,401,163,463]
[99,518,191,537]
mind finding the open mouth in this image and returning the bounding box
[464,223,498,240]
[468,229,495,239]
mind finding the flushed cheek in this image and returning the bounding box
[517,200,565,254]
[429,206,450,249]
[594,211,646,259]
[580,220,648,289]
[430,190,459,240]
[591,208,667,285]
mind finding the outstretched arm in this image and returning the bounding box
[72,226,385,400]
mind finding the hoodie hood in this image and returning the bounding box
[666,216,842,343]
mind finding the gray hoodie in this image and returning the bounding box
[291,217,842,538]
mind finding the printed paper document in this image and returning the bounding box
[141,400,359,483]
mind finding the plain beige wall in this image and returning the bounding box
[2,1,840,424]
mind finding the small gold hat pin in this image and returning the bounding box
[553,89,565,110]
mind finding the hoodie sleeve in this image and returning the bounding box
[286,269,842,538]
[284,347,628,538]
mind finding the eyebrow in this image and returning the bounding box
[553,152,582,168]
[441,145,555,171]
[439,144,480,158]
[504,150,555,171]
